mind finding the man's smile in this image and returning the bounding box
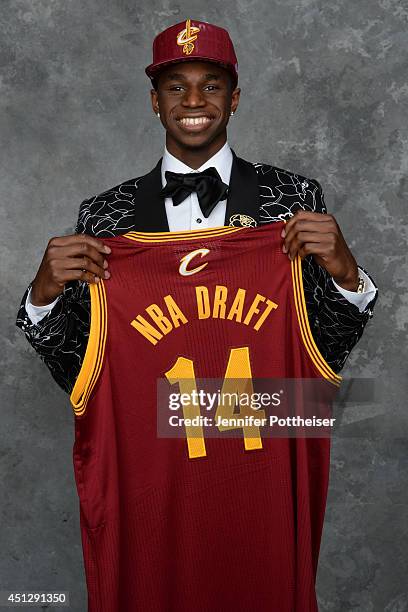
[175,114,216,132]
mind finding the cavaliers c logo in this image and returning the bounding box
[176,19,201,55]
[179,248,210,276]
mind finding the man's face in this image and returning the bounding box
[150,61,240,154]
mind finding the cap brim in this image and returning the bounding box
[145,56,237,84]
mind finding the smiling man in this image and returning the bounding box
[16,18,378,612]
[149,60,240,168]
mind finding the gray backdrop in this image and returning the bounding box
[2,0,407,610]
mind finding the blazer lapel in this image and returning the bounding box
[133,158,170,232]
[224,150,260,226]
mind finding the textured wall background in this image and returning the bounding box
[2,0,407,610]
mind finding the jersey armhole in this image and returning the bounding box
[70,280,108,416]
[290,255,342,387]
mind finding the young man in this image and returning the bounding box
[16,19,378,611]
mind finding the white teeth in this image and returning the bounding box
[179,117,211,126]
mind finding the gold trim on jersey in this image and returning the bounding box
[122,226,244,243]
[70,280,108,416]
[291,255,342,387]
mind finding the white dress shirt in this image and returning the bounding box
[26,142,376,324]
[162,140,232,231]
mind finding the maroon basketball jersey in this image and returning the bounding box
[70,222,341,612]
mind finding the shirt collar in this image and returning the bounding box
[161,141,233,187]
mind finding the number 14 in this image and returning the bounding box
[165,347,265,459]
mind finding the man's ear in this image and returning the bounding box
[150,88,159,115]
[231,87,241,114]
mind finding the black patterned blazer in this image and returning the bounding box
[15,151,378,394]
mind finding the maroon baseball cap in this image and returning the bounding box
[145,19,238,87]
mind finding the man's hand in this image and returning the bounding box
[281,210,359,291]
[30,234,112,306]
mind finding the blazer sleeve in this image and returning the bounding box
[15,199,92,394]
[302,178,379,373]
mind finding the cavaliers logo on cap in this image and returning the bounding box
[176,19,201,55]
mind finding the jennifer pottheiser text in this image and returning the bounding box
[168,415,336,428]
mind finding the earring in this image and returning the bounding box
[157,112,160,118]
[230,111,235,116]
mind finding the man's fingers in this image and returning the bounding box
[296,242,332,260]
[283,217,337,251]
[48,233,111,255]
[282,211,334,237]
[286,230,334,247]
[283,217,334,241]
[62,256,110,280]
[60,269,103,284]
[285,232,337,260]
[31,234,112,305]
[46,242,110,274]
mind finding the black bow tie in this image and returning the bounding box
[160,167,229,218]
